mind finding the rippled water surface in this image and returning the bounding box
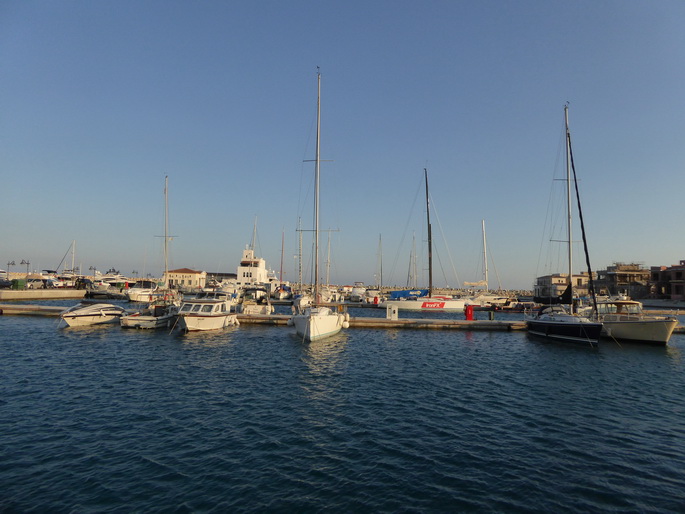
[2,305,685,512]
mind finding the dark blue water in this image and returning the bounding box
[2,302,685,512]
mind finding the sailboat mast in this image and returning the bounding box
[425,168,433,297]
[565,105,573,304]
[297,217,303,290]
[482,219,488,292]
[71,240,76,274]
[279,229,284,284]
[164,175,169,288]
[313,71,321,303]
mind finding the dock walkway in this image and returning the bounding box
[0,304,526,331]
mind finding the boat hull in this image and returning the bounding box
[526,318,603,346]
[292,307,346,342]
[60,303,126,327]
[381,297,466,312]
[120,313,176,329]
[61,313,122,327]
[601,318,679,345]
[177,314,238,332]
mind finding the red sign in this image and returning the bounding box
[422,301,446,309]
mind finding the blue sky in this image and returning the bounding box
[2,1,683,290]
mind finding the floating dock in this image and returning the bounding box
[2,304,682,334]
[0,304,525,331]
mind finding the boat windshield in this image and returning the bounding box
[597,302,642,315]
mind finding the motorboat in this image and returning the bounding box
[237,287,274,315]
[126,280,159,302]
[584,298,679,345]
[60,301,128,327]
[120,294,181,329]
[176,291,239,332]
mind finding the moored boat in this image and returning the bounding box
[176,291,239,332]
[289,70,348,341]
[60,301,128,327]
[120,295,180,329]
[381,169,467,313]
[586,298,679,345]
[524,105,602,346]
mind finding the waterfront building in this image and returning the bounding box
[595,262,650,298]
[165,268,207,290]
[236,248,269,288]
[650,260,685,300]
[533,272,593,299]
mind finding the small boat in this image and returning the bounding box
[60,301,128,327]
[120,295,180,329]
[237,287,274,315]
[586,298,679,345]
[176,291,239,332]
[125,280,159,302]
[525,105,602,346]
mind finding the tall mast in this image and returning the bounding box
[279,229,284,284]
[425,168,433,297]
[313,70,321,303]
[297,217,303,290]
[164,175,170,288]
[376,234,383,290]
[71,240,76,274]
[482,219,488,292]
[565,105,573,305]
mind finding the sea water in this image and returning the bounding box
[1,302,685,512]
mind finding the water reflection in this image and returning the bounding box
[295,331,349,402]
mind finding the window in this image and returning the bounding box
[202,305,213,312]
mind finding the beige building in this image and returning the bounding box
[534,272,593,299]
[165,268,207,290]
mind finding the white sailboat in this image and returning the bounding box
[290,70,349,341]
[382,169,467,312]
[525,105,603,346]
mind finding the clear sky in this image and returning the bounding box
[2,1,683,290]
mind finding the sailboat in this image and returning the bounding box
[526,106,603,346]
[382,169,467,312]
[121,176,181,329]
[289,70,349,341]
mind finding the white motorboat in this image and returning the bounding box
[176,291,239,332]
[126,280,159,302]
[348,282,366,302]
[289,70,348,341]
[585,298,679,345]
[60,302,128,327]
[237,287,274,315]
